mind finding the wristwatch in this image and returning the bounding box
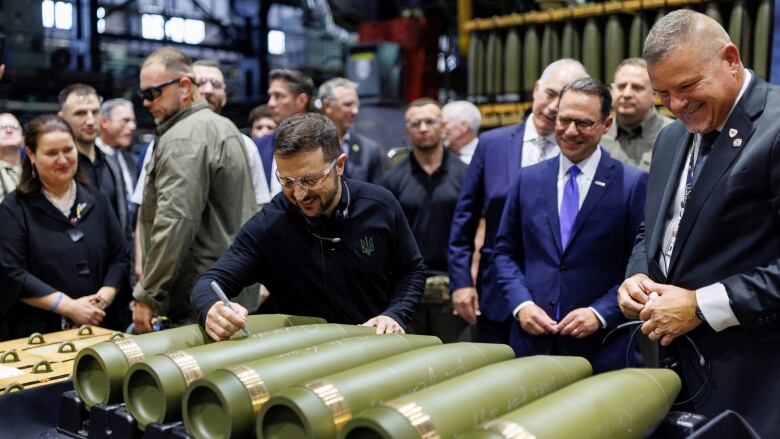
[695,305,707,323]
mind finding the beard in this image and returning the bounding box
[155,101,182,125]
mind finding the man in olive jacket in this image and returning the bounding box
[132,47,256,333]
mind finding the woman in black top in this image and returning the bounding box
[0,115,128,339]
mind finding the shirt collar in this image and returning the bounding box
[94,137,116,157]
[523,114,556,145]
[716,69,751,132]
[558,146,601,181]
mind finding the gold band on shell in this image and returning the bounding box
[226,364,269,415]
[113,338,144,365]
[305,380,353,430]
[164,351,203,385]
[383,400,440,439]
[481,419,536,439]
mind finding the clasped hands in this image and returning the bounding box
[617,273,702,346]
[516,304,600,338]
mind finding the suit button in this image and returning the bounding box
[549,300,557,308]
[559,265,566,273]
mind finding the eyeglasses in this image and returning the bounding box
[406,118,441,130]
[196,78,225,90]
[137,77,188,101]
[556,116,603,131]
[276,157,339,190]
[0,123,20,131]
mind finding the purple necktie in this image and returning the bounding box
[560,165,581,248]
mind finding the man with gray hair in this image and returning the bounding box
[441,100,481,164]
[97,98,137,211]
[618,10,780,434]
[449,59,588,346]
[601,58,672,171]
[132,47,256,333]
[0,113,23,201]
[319,77,383,183]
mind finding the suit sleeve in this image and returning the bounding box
[722,138,780,329]
[191,216,266,325]
[591,170,648,327]
[383,195,425,326]
[494,172,533,313]
[448,140,486,290]
[367,142,384,184]
[100,193,130,288]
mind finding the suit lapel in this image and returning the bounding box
[544,156,563,253]
[647,129,691,260]
[505,123,524,179]
[667,99,758,275]
[565,149,616,251]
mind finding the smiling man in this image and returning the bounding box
[191,112,425,341]
[448,59,587,346]
[132,47,256,333]
[494,77,646,371]
[617,11,780,435]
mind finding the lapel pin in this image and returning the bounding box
[728,128,738,138]
[594,180,606,187]
[733,138,742,147]
[352,144,360,153]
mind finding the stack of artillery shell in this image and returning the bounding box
[182,334,440,439]
[460,368,681,439]
[339,356,592,439]
[72,314,324,407]
[257,342,515,439]
[124,324,374,429]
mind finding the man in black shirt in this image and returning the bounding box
[191,113,425,341]
[380,98,470,342]
[58,84,129,235]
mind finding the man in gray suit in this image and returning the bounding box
[319,77,383,183]
[618,11,780,436]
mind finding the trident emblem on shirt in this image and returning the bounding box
[360,236,374,256]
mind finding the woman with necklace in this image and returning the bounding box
[0,115,129,340]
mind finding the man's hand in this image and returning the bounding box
[205,301,249,341]
[639,279,702,346]
[132,301,156,334]
[362,315,405,334]
[618,273,652,319]
[558,307,600,339]
[517,303,558,335]
[451,287,480,325]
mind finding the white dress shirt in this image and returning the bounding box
[657,70,752,332]
[455,137,479,165]
[521,114,560,167]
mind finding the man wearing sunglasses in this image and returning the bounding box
[191,113,426,341]
[131,47,256,334]
[494,78,647,371]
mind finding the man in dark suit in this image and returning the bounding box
[618,11,780,435]
[495,78,646,371]
[448,59,587,344]
[254,69,315,196]
[97,98,138,217]
[319,77,383,183]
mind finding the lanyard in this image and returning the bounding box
[664,142,699,257]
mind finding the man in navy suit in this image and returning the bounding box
[319,77,384,183]
[495,78,646,371]
[255,69,315,196]
[448,59,588,344]
[619,11,780,435]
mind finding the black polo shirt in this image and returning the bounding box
[380,150,467,274]
[191,179,426,327]
[79,147,119,217]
